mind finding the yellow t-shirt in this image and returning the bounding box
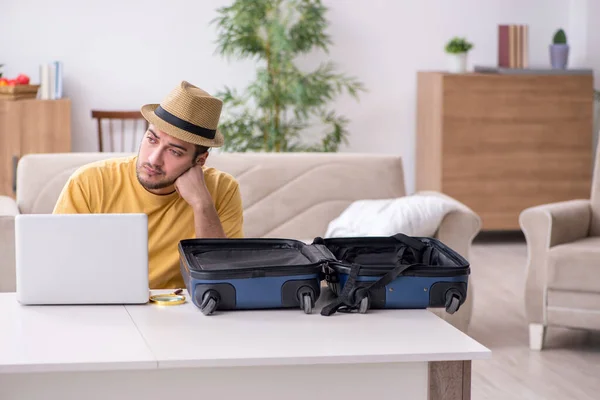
[52,155,244,289]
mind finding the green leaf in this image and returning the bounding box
[553,29,567,44]
[445,37,473,54]
[214,0,366,152]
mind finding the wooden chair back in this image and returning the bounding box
[91,110,149,152]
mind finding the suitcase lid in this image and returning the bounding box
[177,233,469,280]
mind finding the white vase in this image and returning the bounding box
[448,53,468,73]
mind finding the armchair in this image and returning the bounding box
[520,143,600,350]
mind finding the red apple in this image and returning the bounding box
[15,74,30,85]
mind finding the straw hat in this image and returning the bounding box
[141,81,224,147]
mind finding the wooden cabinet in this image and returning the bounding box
[0,99,71,198]
[416,72,594,231]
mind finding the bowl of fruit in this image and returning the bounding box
[0,73,39,99]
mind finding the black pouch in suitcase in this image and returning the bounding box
[316,233,470,316]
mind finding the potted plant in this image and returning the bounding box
[445,37,473,73]
[211,0,366,152]
[550,28,569,69]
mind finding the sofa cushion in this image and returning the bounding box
[548,237,600,292]
[206,153,406,239]
[17,152,130,214]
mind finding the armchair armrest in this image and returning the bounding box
[414,191,481,333]
[0,195,19,292]
[519,199,591,325]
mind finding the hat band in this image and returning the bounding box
[154,105,216,139]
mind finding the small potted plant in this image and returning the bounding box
[550,29,569,69]
[445,37,473,73]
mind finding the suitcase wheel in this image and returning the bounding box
[297,286,315,314]
[352,287,370,314]
[301,294,313,314]
[444,290,461,315]
[358,294,370,314]
[336,287,370,314]
[200,290,220,316]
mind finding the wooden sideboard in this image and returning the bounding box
[0,99,71,198]
[416,72,594,231]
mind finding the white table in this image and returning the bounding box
[0,291,490,400]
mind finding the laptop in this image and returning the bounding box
[15,213,150,305]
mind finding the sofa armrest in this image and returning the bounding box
[0,196,19,216]
[414,191,481,259]
[519,199,591,325]
[0,196,18,292]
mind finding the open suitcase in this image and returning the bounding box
[178,238,332,315]
[178,233,470,316]
[317,233,470,316]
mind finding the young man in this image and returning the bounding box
[53,81,244,289]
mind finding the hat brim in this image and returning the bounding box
[140,104,224,148]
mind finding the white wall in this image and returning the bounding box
[1,0,592,193]
[582,0,600,162]
[585,0,600,88]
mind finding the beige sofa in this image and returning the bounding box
[520,143,600,350]
[0,152,480,332]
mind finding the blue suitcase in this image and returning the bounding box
[178,233,469,317]
[317,233,470,316]
[178,238,334,315]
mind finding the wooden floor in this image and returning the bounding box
[467,238,600,400]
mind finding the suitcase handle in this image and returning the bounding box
[307,243,337,263]
[314,234,425,252]
[392,233,426,251]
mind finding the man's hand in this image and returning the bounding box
[175,163,227,238]
[174,164,211,209]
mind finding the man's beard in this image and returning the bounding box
[135,162,176,190]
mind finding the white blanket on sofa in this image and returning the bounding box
[325,194,462,238]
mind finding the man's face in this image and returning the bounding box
[136,125,207,194]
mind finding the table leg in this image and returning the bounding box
[428,360,471,400]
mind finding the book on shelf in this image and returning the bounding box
[39,61,63,100]
[498,24,528,68]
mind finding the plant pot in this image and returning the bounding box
[549,44,569,69]
[447,53,467,73]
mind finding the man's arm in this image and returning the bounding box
[174,164,228,238]
[191,200,227,238]
[190,181,244,238]
[175,164,245,238]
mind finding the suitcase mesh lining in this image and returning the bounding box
[192,248,315,271]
